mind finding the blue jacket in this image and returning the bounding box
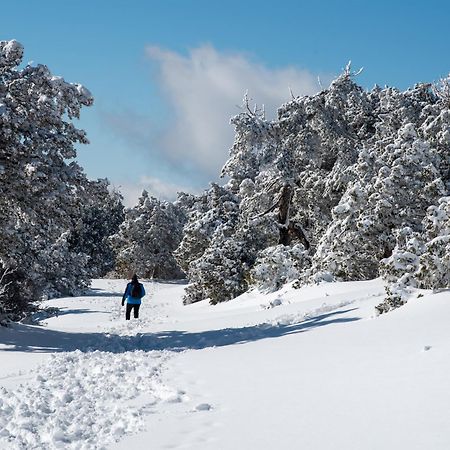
[123,282,145,305]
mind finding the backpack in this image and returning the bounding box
[131,282,142,298]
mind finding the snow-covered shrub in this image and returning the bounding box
[377,198,450,313]
[376,228,424,314]
[250,244,309,292]
[416,197,450,289]
[184,235,250,305]
[375,287,407,316]
[379,228,423,285]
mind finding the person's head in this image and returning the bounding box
[131,274,138,283]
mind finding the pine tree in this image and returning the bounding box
[68,179,125,279]
[111,191,186,279]
[175,183,242,303]
[0,40,109,321]
[308,93,446,283]
[416,197,450,289]
[250,244,310,292]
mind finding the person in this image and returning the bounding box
[122,274,145,320]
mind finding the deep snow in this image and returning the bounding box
[0,279,449,449]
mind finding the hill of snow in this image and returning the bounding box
[0,279,449,449]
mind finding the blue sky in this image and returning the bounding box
[3,0,450,205]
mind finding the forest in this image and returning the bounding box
[1,41,449,323]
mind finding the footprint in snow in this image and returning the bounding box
[194,403,213,412]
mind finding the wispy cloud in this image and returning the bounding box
[101,45,324,205]
[146,44,321,180]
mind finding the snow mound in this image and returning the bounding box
[0,350,178,449]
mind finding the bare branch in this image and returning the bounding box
[317,76,323,91]
[0,267,12,286]
[344,61,352,77]
[343,61,364,78]
[250,198,280,221]
[264,178,280,194]
[289,86,295,100]
[432,74,450,105]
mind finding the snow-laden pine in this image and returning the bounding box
[111,190,186,280]
[0,40,124,322]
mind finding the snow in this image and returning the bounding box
[1,278,450,449]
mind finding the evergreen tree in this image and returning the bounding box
[175,183,242,304]
[69,180,125,279]
[309,98,445,282]
[0,40,122,321]
[111,191,186,279]
[416,197,450,289]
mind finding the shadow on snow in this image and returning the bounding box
[0,309,359,354]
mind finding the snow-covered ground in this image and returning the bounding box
[0,279,449,449]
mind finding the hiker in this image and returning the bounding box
[122,274,145,320]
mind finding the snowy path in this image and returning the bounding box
[0,282,191,449]
[1,279,450,449]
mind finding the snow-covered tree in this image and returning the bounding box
[175,184,239,275]
[376,197,450,314]
[250,244,310,293]
[0,40,108,321]
[111,191,186,279]
[183,233,249,305]
[308,110,445,283]
[416,197,450,289]
[69,180,124,279]
[175,183,242,304]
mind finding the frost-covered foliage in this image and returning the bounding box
[305,80,448,294]
[175,184,243,304]
[376,228,424,314]
[416,197,450,289]
[432,74,450,107]
[184,234,249,305]
[69,180,124,279]
[379,227,423,286]
[0,40,122,321]
[175,184,239,275]
[250,244,309,293]
[111,191,186,280]
[376,197,450,314]
[311,122,445,282]
[178,67,450,308]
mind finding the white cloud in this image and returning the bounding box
[115,175,199,208]
[146,45,322,181]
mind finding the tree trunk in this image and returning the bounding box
[277,184,310,250]
[288,222,310,250]
[278,184,292,246]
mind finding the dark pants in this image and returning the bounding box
[125,303,140,320]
